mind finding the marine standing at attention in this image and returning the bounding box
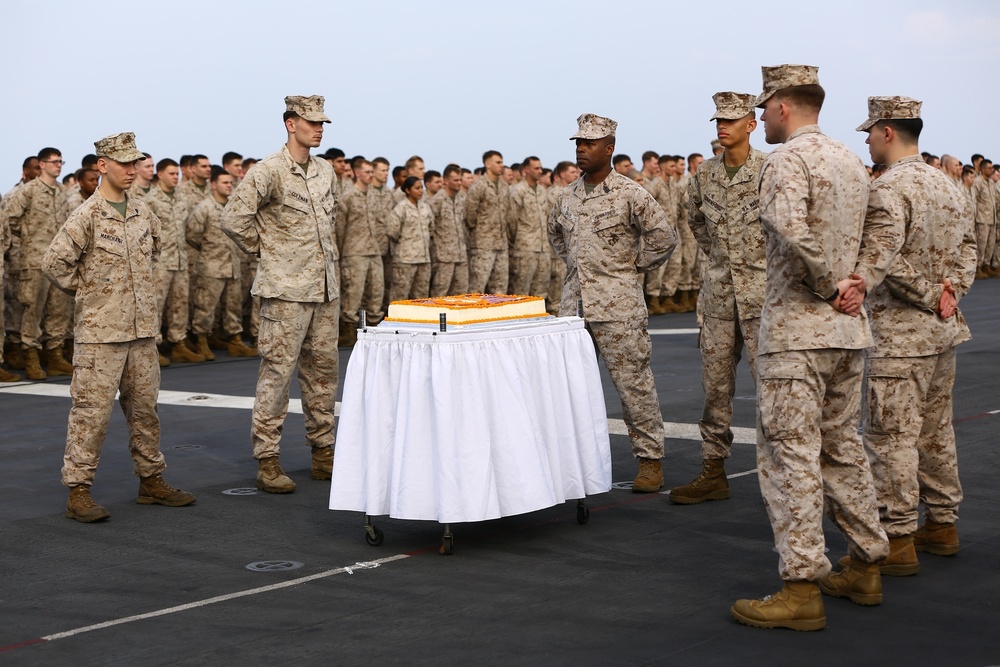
[222,95,340,494]
[43,132,196,522]
[548,114,677,493]
[671,92,767,505]
[730,65,899,631]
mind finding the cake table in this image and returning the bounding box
[328,316,612,554]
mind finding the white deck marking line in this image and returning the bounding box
[607,418,757,445]
[648,328,700,335]
[41,554,409,641]
[0,385,758,443]
[0,384,314,415]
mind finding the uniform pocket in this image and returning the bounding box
[865,358,911,435]
[758,359,809,441]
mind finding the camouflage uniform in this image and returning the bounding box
[386,198,432,301]
[3,178,73,351]
[971,174,996,267]
[186,195,243,336]
[144,185,191,344]
[643,176,676,299]
[549,169,676,460]
[545,185,567,314]
[370,185,395,312]
[688,144,767,459]
[336,185,384,326]
[176,179,211,211]
[674,175,701,293]
[862,152,975,534]
[42,157,165,488]
[428,188,469,297]
[222,145,340,459]
[465,174,510,293]
[2,184,25,351]
[0,194,8,353]
[65,189,90,214]
[757,119,899,580]
[507,181,550,298]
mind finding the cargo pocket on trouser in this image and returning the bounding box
[865,357,911,435]
[757,359,809,442]
[258,299,303,362]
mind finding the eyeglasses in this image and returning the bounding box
[42,159,65,165]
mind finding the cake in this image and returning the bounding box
[385,293,549,325]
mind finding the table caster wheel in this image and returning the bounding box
[576,501,590,525]
[365,525,384,546]
[439,534,454,555]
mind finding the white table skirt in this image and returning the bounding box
[328,317,612,523]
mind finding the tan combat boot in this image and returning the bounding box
[913,518,959,556]
[257,456,296,493]
[647,295,665,316]
[311,445,333,480]
[158,352,171,367]
[4,343,25,370]
[669,458,730,504]
[227,335,258,357]
[632,458,663,493]
[838,535,919,576]
[65,485,111,523]
[24,348,47,381]
[207,333,229,350]
[45,346,75,376]
[137,474,196,506]
[819,557,882,605]
[171,339,206,364]
[731,581,826,631]
[338,320,357,348]
[195,334,215,361]
[0,366,21,382]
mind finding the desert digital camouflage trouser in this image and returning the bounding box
[662,219,698,296]
[155,266,189,344]
[757,348,889,581]
[340,255,384,326]
[62,338,165,486]
[865,350,963,533]
[975,222,996,267]
[389,263,431,303]
[508,250,550,298]
[192,275,243,336]
[468,249,509,294]
[252,298,339,459]
[547,249,566,315]
[588,319,664,460]
[242,257,260,338]
[18,268,72,350]
[430,261,469,297]
[699,315,761,459]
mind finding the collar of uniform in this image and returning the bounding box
[281,145,317,178]
[887,153,923,172]
[97,194,140,222]
[570,170,621,199]
[785,124,822,143]
[715,146,764,186]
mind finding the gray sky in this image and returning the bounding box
[3,0,997,180]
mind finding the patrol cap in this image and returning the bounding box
[710,139,722,151]
[755,64,820,108]
[570,114,617,140]
[710,92,757,121]
[284,95,331,123]
[856,96,923,132]
[94,132,145,163]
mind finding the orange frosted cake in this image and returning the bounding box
[385,293,548,325]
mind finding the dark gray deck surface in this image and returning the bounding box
[1,281,998,666]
